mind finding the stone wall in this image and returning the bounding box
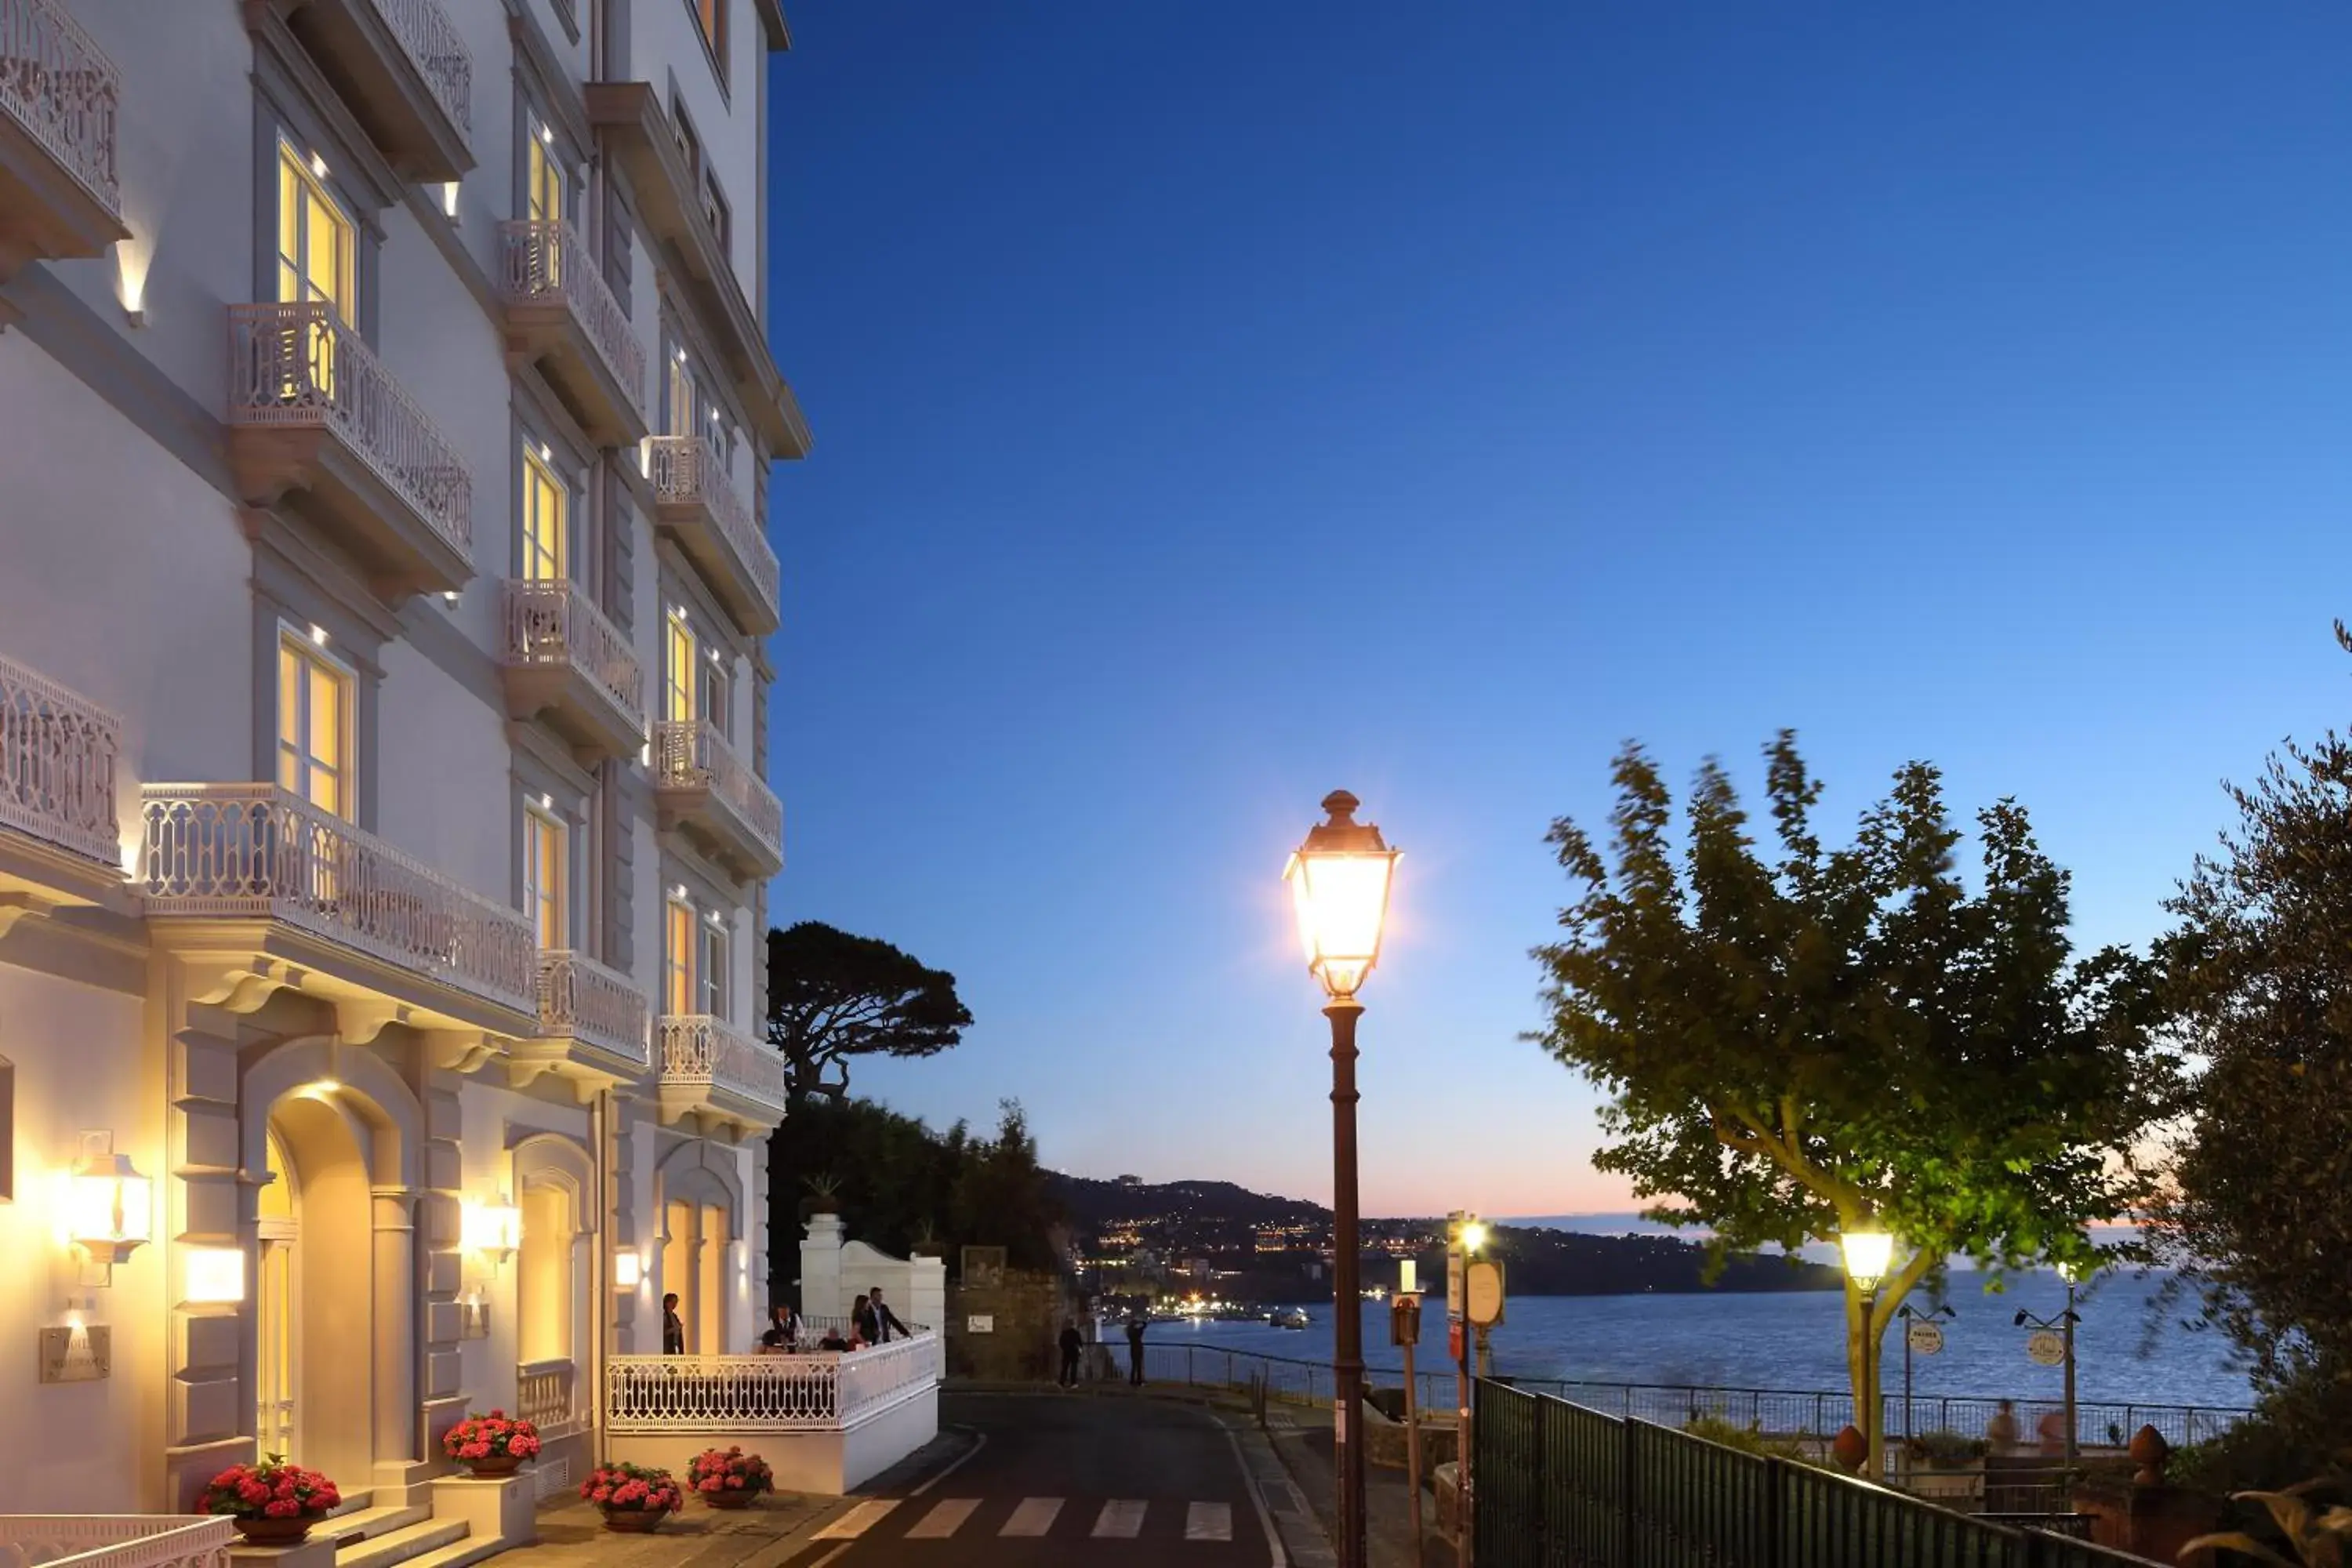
[945,1269,1073,1382]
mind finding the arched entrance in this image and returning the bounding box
[257,1092,378,1485]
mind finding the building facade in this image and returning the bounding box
[0,0,801,1526]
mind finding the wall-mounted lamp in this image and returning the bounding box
[461,1199,521,1265]
[612,1249,644,1290]
[441,182,460,219]
[66,1132,152,1287]
[183,1246,246,1305]
[458,1287,489,1339]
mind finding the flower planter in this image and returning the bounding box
[234,1517,316,1544]
[465,1457,523,1478]
[601,1510,663,1534]
[704,1491,755,1510]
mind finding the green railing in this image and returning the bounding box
[1474,1380,2163,1568]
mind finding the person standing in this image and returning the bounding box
[662,1292,685,1356]
[851,1292,875,1346]
[1125,1310,1148,1386]
[869,1286,910,1343]
[1985,1399,2020,1454]
[1058,1319,1083,1388]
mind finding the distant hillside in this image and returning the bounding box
[1053,1174,1323,1229]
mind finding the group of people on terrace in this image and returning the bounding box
[655,1287,912,1357]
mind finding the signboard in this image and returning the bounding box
[1446,1248,1465,1321]
[1389,1293,1422,1348]
[38,1326,109,1383]
[960,1246,1006,1289]
[1906,1321,1945,1356]
[2025,1328,2066,1367]
[1465,1261,1505,1328]
[966,1314,995,1335]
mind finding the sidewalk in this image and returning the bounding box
[1256,1400,1457,1568]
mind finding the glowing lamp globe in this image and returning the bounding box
[68,1142,152,1266]
[1283,791,1400,1000]
[1840,1227,1895,1294]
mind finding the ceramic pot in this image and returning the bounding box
[234,1517,314,1544]
[601,1509,663,1534]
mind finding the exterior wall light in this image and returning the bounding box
[461,1199,521,1265]
[67,1131,152,1286]
[613,1248,644,1290]
[183,1246,245,1305]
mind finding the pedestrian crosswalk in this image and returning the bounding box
[815,1496,1241,1544]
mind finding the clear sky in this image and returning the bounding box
[761,4,2352,1219]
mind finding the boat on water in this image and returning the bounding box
[1269,1306,1310,1329]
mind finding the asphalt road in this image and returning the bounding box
[784,1392,1282,1567]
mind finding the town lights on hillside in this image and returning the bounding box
[1284,789,1401,1568]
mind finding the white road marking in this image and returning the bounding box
[904,1498,980,1539]
[1000,1497,1063,1537]
[1092,1500,1149,1539]
[813,1499,898,1540]
[1186,1501,1234,1541]
[1218,1417,1289,1568]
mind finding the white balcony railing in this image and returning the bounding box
[0,650,119,867]
[227,302,474,557]
[502,579,645,735]
[498,219,646,418]
[517,1357,583,1439]
[644,435,780,623]
[0,0,123,218]
[369,0,470,136]
[653,719,782,866]
[0,1515,236,1568]
[604,1333,938,1433]
[658,1014,792,1110]
[140,784,537,1018]
[536,948,648,1068]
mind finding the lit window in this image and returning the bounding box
[663,340,699,440]
[526,114,564,227]
[277,633,353,818]
[522,446,567,582]
[664,896,694,1016]
[665,612,696,724]
[524,806,565,949]
[277,140,354,323]
[690,0,726,81]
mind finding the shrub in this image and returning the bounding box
[200,1457,341,1519]
[1904,1430,1989,1467]
[688,1447,775,1498]
[580,1462,683,1514]
[1682,1414,1809,1461]
[442,1410,542,1465]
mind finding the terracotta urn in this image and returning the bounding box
[1831,1425,1870,1474]
[601,1510,663,1534]
[466,1456,522,1479]
[234,1517,314,1545]
[705,1490,755,1510]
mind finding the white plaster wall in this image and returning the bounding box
[0,968,158,1512]
[450,1079,595,1418]
[631,0,761,303]
[43,1,256,415]
[373,639,511,904]
[0,334,253,832]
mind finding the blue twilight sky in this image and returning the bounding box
[760,4,2352,1219]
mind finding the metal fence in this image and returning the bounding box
[1475,1379,2165,1568]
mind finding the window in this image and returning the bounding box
[519,1183,574,1367]
[277,632,353,818]
[670,100,702,183]
[664,612,696,724]
[0,1054,13,1203]
[701,169,730,252]
[277,140,354,323]
[522,445,567,582]
[698,915,729,1019]
[699,650,730,737]
[526,115,564,227]
[663,341,699,440]
[664,895,694,1016]
[688,0,726,85]
[524,805,565,949]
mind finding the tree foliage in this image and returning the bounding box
[764,921,973,1102]
[1529,733,2180,1459]
[2154,722,2352,1478]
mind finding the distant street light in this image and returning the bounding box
[1459,1219,1490,1258]
[1840,1225,1896,1477]
[1286,789,1400,1568]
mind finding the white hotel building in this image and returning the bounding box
[0,0,833,1545]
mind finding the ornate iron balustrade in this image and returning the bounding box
[517,1357,583,1439]
[604,1334,938,1433]
[0,650,119,867]
[658,1013,792,1109]
[0,1515,235,1568]
[499,219,645,419]
[536,948,648,1068]
[501,579,645,735]
[368,0,469,135]
[0,0,122,217]
[140,784,537,1018]
[643,434,780,623]
[652,719,782,866]
[226,303,474,557]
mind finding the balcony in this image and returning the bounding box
[644,435,779,637]
[140,784,538,1040]
[517,1357,586,1441]
[226,303,476,600]
[0,0,128,284]
[274,0,472,181]
[499,579,644,761]
[499,219,648,446]
[510,947,649,1088]
[0,650,122,924]
[0,1516,238,1568]
[652,720,782,880]
[586,81,809,459]
[655,1014,790,1136]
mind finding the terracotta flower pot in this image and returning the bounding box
[466,1457,522,1478]
[705,1490,755,1510]
[600,1509,663,1534]
[234,1516,315,1544]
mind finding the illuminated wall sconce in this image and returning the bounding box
[460,1199,521,1266]
[184,1247,246,1305]
[612,1248,644,1290]
[66,1131,151,1287]
[458,1287,489,1339]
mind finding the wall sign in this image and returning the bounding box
[2026,1329,2066,1367]
[1906,1322,1945,1356]
[39,1325,109,1383]
[966,1315,994,1335]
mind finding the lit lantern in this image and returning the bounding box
[1283,791,1401,1000]
[67,1132,151,1283]
[1840,1227,1895,1295]
[461,1199,521,1264]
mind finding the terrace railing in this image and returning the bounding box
[657,1012,793,1112]
[368,0,470,136]
[0,0,122,216]
[0,649,120,866]
[497,218,646,417]
[605,1332,938,1433]
[0,1515,234,1568]
[652,718,782,866]
[502,577,645,735]
[535,948,648,1068]
[643,434,779,625]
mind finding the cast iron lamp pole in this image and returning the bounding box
[1840,1225,1896,1479]
[1286,790,1400,1568]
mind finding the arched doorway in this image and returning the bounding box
[256,1092,377,1485]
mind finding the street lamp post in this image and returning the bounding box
[2016,1260,2085,1469]
[1894,1302,1956,1464]
[1285,790,1400,1568]
[1840,1225,1895,1479]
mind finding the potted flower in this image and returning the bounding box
[442,1410,542,1477]
[580,1462,684,1533]
[800,1172,843,1222]
[201,1456,342,1544]
[688,1446,774,1510]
